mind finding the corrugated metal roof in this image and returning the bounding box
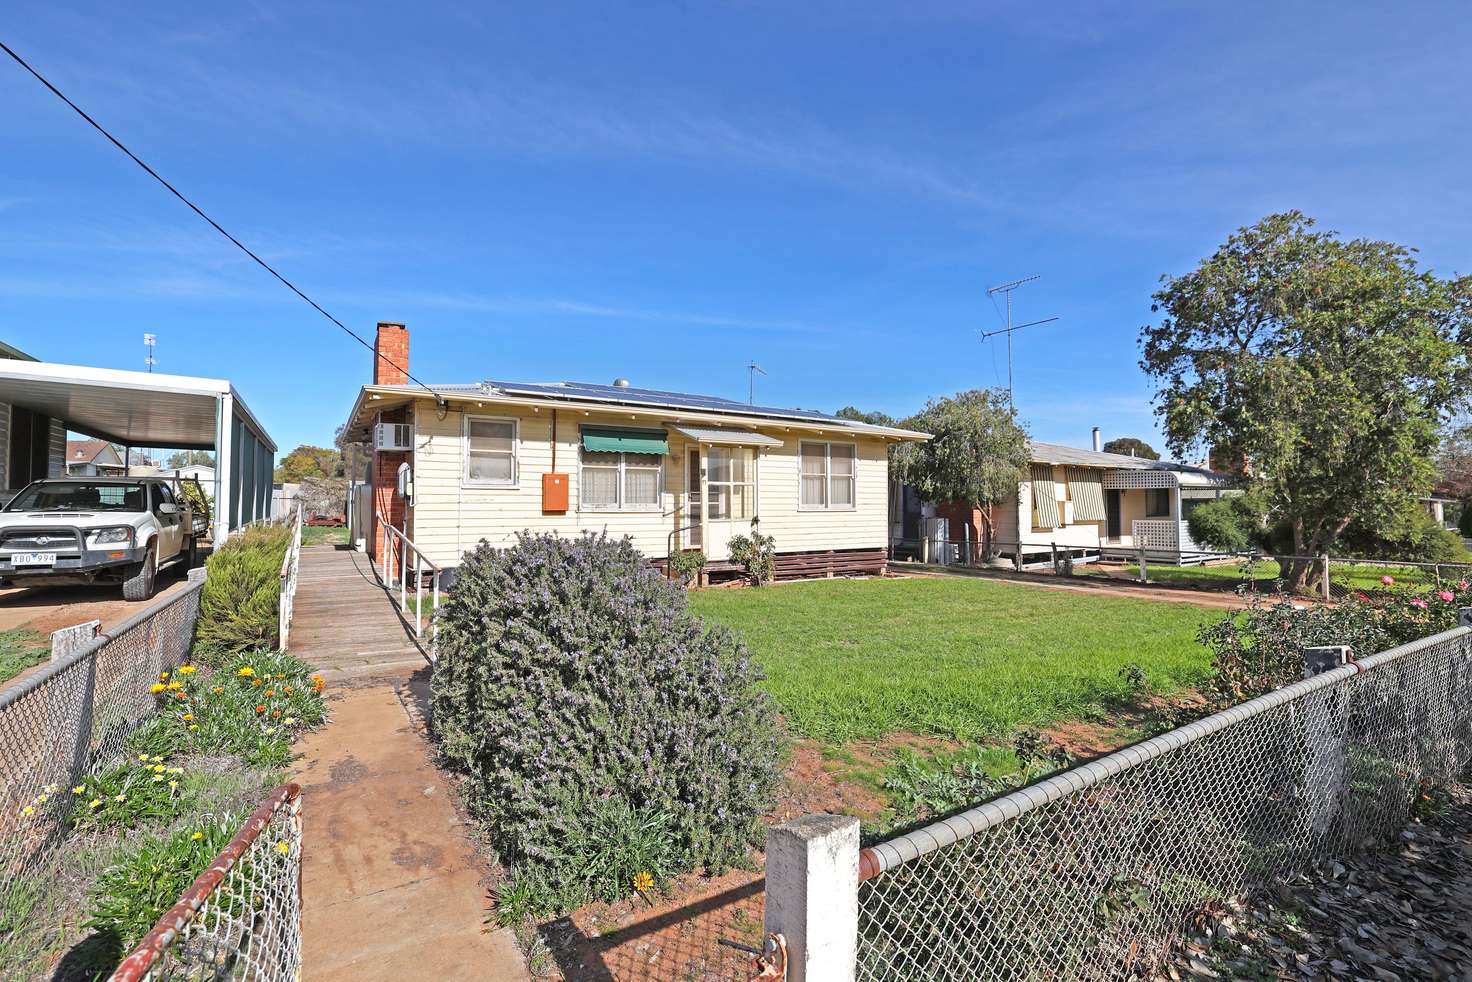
[668,425,785,447]
[1029,440,1226,484]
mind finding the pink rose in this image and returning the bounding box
[1410,598,1429,610]
[1460,581,1470,591]
[1438,590,1455,603]
[1381,575,1395,586]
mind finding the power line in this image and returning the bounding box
[0,39,441,402]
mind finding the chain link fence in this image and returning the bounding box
[0,573,205,887]
[854,624,1472,981]
[109,783,303,982]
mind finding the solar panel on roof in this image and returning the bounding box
[485,380,845,424]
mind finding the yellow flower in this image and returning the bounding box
[153,764,166,772]
[89,799,102,809]
[212,686,224,694]
[192,831,204,840]
[178,665,197,675]
[139,754,152,762]
[21,805,34,816]
[72,785,84,794]
[168,780,179,790]
[284,717,296,725]
[150,683,167,694]
[36,794,48,804]
[189,724,200,731]
[632,871,654,893]
[182,713,194,722]
[152,775,164,783]
[166,681,183,691]
[169,767,184,775]
[159,671,169,681]
[276,841,290,855]
[237,667,255,677]
[45,784,58,794]
[114,793,126,802]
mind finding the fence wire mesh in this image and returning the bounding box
[0,575,205,888]
[855,626,1472,981]
[109,784,303,982]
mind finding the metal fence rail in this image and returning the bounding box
[109,783,303,982]
[854,625,1472,981]
[0,573,206,885]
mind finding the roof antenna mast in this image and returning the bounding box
[143,333,156,373]
[747,361,766,405]
[982,275,1059,411]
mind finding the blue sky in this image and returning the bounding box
[2,2,1469,458]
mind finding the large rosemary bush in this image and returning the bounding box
[431,533,785,918]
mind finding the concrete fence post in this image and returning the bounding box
[51,620,102,662]
[1321,553,1331,602]
[1136,547,1148,584]
[1460,608,1472,629]
[1302,644,1351,679]
[764,814,860,982]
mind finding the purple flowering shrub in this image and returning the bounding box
[430,532,785,917]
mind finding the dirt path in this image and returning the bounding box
[0,566,196,636]
[293,677,527,982]
[896,563,1249,610]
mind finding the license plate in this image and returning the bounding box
[11,552,57,566]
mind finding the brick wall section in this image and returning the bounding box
[370,322,409,561]
[373,322,409,386]
[936,501,992,548]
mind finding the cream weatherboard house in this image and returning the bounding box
[342,323,928,581]
[928,434,1232,567]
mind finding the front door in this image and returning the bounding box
[701,445,756,561]
[1105,489,1122,541]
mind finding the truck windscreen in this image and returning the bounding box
[6,483,146,512]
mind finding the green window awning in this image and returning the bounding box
[580,426,669,455]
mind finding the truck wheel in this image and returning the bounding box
[123,545,157,601]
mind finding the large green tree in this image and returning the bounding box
[1141,212,1472,591]
[1101,436,1159,460]
[273,444,345,484]
[894,388,1030,557]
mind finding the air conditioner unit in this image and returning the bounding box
[374,422,412,453]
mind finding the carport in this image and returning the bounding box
[0,360,276,536]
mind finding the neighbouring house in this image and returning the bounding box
[1423,492,1458,530]
[0,341,67,499]
[66,439,127,476]
[926,431,1233,567]
[340,322,929,581]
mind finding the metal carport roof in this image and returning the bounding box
[0,359,277,535]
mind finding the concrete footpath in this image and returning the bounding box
[294,679,527,981]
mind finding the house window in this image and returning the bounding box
[706,447,756,519]
[799,442,856,510]
[1146,488,1172,518]
[580,450,663,511]
[464,416,517,486]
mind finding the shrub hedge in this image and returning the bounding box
[430,533,785,919]
[193,525,291,665]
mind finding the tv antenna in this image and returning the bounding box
[143,332,157,373]
[747,361,766,404]
[983,275,1058,409]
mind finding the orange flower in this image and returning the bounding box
[212,686,224,694]
[283,686,293,695]
[272,709,282,718]
[255,705,266,714]
[182,713,194,722]
[264,689,275,697]
[175,692,188,700]
[252,678,263,687]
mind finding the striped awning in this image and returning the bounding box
[1066,467,1106,522]
[1030,464,1059,529]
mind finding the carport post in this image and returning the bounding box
[214,390,234,539]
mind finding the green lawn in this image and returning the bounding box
[689,577,1216,744]
[0,628,48,686]
[300,525,349,547]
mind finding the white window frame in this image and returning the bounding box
[798,440,857,512]
[578,449,664,513]
[462,414,519,488]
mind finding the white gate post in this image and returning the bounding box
[764,814,860,982]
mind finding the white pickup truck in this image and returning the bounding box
[0,477,208,601]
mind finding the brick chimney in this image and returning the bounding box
[373,321,409,385]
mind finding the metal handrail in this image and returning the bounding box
[376,513,442,648]
[278,503,303,651]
